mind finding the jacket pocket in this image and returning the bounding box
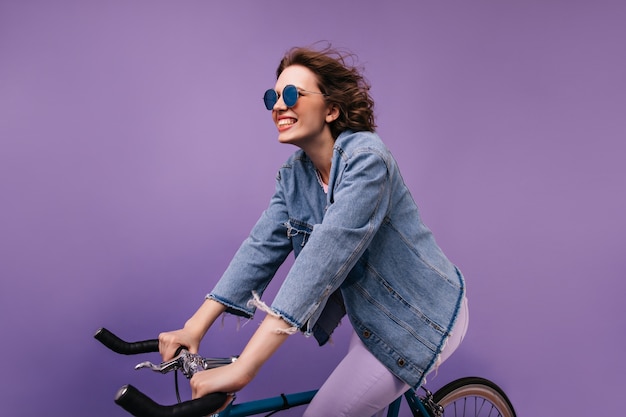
[284,218,314,253]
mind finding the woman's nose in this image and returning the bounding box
[273,94,287,111]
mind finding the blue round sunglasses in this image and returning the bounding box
[263,84,327,110]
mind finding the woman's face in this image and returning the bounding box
[270,65,338,148]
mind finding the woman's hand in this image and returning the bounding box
[158,327,201,361]
[158,299,228,360]
[190,361,253,399]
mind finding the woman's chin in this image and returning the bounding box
[277,133,297,145]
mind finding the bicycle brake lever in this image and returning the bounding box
[134,351,208,378]
[134,353,239,378]
[134,356,181,373]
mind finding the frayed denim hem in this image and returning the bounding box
[247,291,300,335]
[206,293,255,318]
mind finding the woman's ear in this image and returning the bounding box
[325,104,340,123]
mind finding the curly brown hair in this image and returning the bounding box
[276,45,376,139]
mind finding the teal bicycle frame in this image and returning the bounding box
[217,387,434,416]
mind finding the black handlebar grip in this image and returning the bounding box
[94,327,159,355]
[115,384,228,417]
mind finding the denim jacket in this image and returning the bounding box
[209,130,465,389]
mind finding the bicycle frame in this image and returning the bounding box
[210,389,435,417]
[217,390,317,416]
[216,387,436,417]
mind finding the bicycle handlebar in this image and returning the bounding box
[94,327,229,417]
[94,327,159,354]
[115,384,228,417]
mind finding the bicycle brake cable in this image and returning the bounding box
[174,369,182,403]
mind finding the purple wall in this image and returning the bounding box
[1,2,624,416]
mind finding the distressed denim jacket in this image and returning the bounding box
[209,130,465,389]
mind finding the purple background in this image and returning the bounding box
[1,1,624,416]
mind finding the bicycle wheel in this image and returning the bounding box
[433,377,516,417]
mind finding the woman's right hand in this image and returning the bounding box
[158,328,201,361]
[158,298,227,361]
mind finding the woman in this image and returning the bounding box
[159,45,468,416]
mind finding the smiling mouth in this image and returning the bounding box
[277,118,297,128]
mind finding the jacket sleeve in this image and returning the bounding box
[208,179,293,317]
[270,147,393,331]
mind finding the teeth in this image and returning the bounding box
[278,118,296,127]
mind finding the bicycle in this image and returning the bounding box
[95,327,517,417]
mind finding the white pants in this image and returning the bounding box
[303,298,469,417]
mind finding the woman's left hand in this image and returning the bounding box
[190,361,252,399]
